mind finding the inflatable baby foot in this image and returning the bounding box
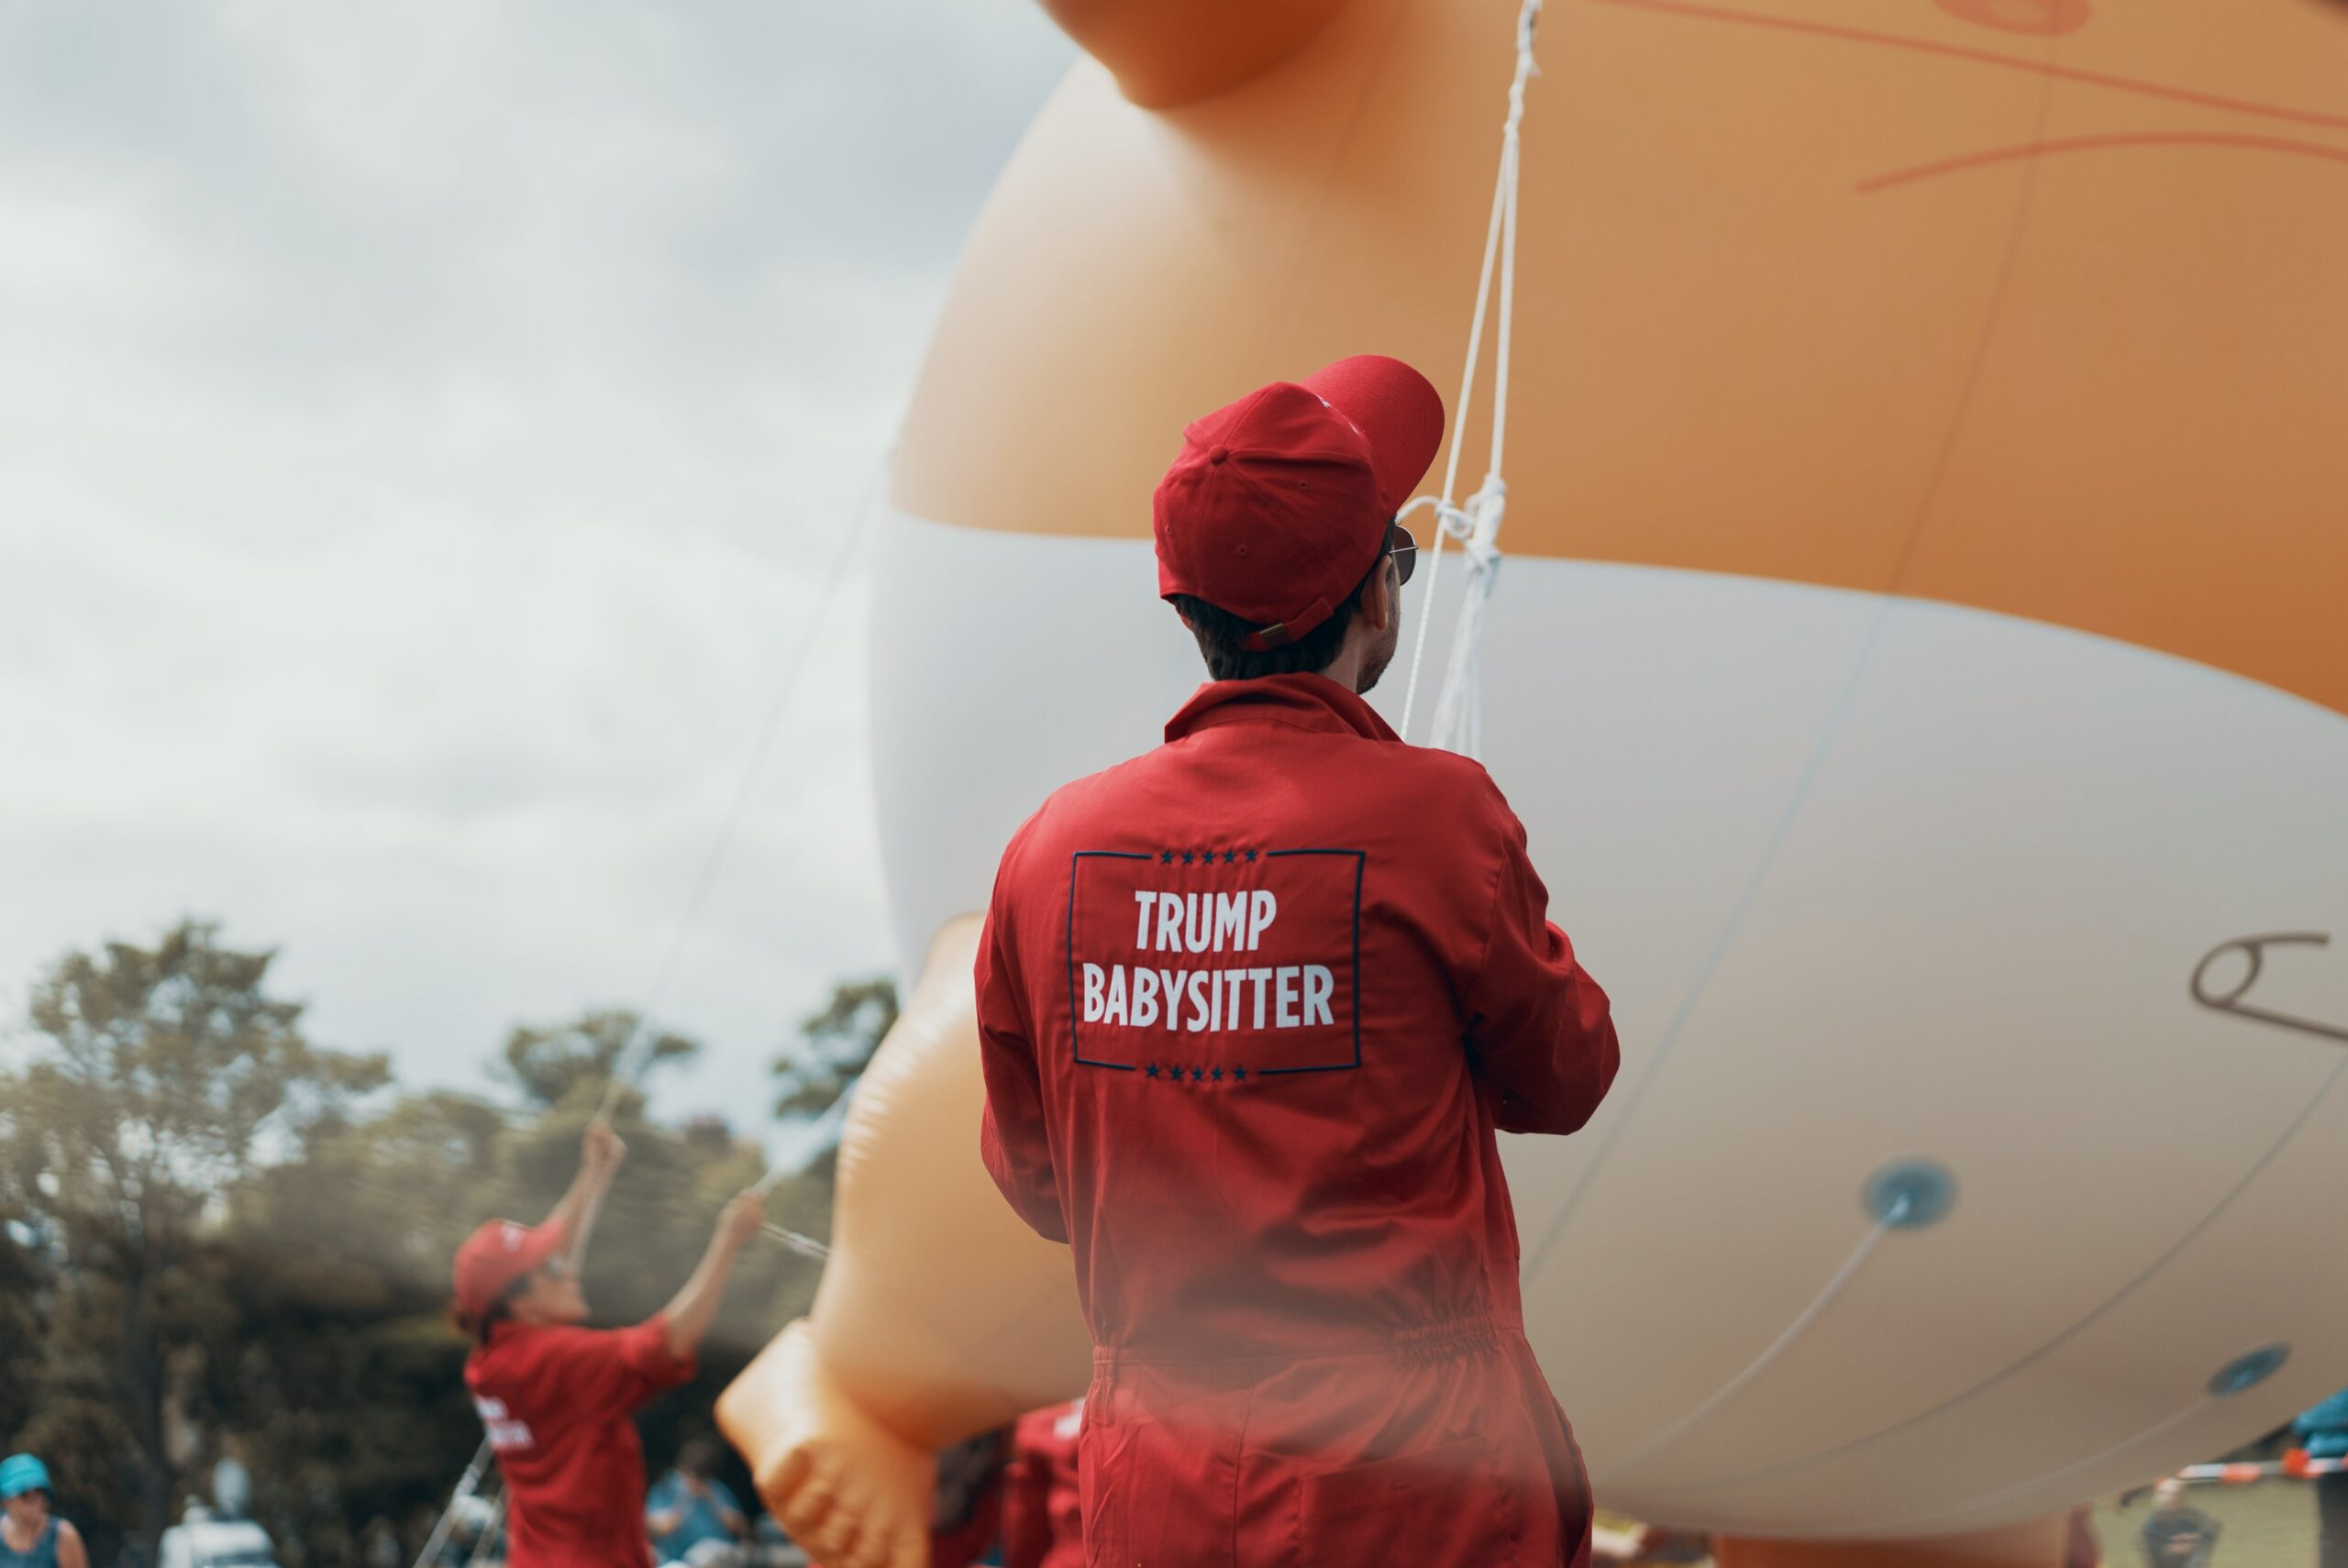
[718,918,1091,1567]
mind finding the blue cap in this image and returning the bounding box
[0,1453,50,1498]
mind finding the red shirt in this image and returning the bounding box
[976,672,1619,1359]
[465,1314,694,1568]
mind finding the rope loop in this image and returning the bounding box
[1397,0,1546,756]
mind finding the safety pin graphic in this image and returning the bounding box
[2191,933,2348,1046]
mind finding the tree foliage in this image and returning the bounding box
[497,1008,698,1113]
[5,922,390,1560]
[771,977,898,1122]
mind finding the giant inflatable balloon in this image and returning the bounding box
[722,0,2348,1562]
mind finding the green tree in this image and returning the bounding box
[498,1008,698,1112]
[771,977,899,1121]
[3,920,389,1560]
[0,1195,50,1458]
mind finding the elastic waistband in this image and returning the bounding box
[1092,1313,1517,1374]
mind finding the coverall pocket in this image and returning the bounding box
[1289,1434,1499,1567]
[1080,1381,1255,1568]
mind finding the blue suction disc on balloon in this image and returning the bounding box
[2208,1343,2290,1397]
[1863,1160,1956,1230]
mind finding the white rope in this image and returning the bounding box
[462,1491,507,1568]
[1398,0,1544,756]
[1591,1208,1902,1485]
[587,435,895,1133]
[760,1219,832,1259]
[409,1439,493,1568]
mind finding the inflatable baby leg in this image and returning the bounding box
[718,917,1091,1568]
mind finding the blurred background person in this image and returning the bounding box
[2296,1386,2348,1568]
[0,1456,88,1568]
[1589,1510,1710,1567]
[2065,1504,2102,1568]
[454,1124,769,1568]
[1000,1402,1082,1568]
[647,1441,749,1565]
[928,1429,1009,1568]
[2138,1478,2220,1568]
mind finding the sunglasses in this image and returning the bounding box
[1385,520,1417,586]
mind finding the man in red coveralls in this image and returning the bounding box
[975,355,1622,1568]
[454,1123,768,1568]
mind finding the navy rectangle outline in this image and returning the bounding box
[1068,851,1151,1070]
[1064,847,1364,1075]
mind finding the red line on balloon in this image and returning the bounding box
[1575,0,2348,134]
[1858,131,2348,191]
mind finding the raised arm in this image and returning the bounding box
[662,1188,769,1362]
[549,1121,626,1263]
[1037,0,1356,107]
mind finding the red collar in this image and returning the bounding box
[1164,673,1400,745]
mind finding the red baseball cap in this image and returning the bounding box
[1155,355,1445,650]
[452,1218,566,1320]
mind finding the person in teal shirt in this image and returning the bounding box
[645,1441,748,1564]
[2298,1388,2348,1568]
[1,1455,89,1568]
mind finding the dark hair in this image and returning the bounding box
[452,1274,535,1346]
[676,1440,720,1479]
[1169,551,1386,681]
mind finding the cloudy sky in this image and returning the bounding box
[0,1,1077,1139]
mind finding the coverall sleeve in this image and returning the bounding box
[1463,789,1621,1136]
[976,841,1069,1243]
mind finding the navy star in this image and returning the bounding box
[1224,850,1239,865]
[1211,1066,1224,1082]
[1244,849,1259,863]
[1160,851,1175,865]
[1191,1066,1205,1083]
[1181,851,1194,866]
[1232,1066,1247,1082]
[1145,1064,1160,1079]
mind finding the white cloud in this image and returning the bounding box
[0,0,1077,1141]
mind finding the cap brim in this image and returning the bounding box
[456,1218,570,1318]
[1301,355,1446,514]
[513,1221,567,1275]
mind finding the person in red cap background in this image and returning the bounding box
[974,354,1621,1567]
[1000,1402,1084,1568]
[452,1124,768,1568]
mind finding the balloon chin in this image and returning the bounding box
[867,503,2348,1535]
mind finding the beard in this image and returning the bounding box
[1355,617,1401,694]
